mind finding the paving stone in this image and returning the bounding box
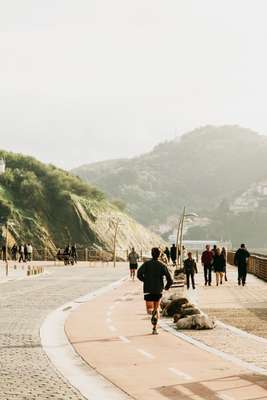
[0,264,126,399]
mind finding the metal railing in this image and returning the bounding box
[2,248,150,263]
[227,250,267,281]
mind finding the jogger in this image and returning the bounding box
[137,247,173,334]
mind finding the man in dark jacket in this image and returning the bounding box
[201,244,213,286]
[184,252,198,289]
[170,244,177,266]
[137,247,173,335]
[234,244,250,286]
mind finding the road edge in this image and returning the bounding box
[40,276,131,400]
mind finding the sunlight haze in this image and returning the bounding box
[1,0,267,168]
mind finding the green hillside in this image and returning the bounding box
[0,150,162,252]
[72,126,267,226]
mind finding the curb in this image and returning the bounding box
[40,276,131,400]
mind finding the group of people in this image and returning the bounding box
[56,244,78,264]
[132,242,251,335]
[1,243,33,262]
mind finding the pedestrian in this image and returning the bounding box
[2,244,7,262]
[184,252,198,289]
[234,244,250,286]
[24,243,28,263]
[201,244,213,286]
[164,246,170,263]
[18,244,25,263]
[71,244,78,263]
[213,248,226,286]
[159,246,169,265]
[26,243,33,262]
[221,247,227,281]
[212,244,217,258]
[170,244,177,266]
[137,247,173,335]
[64,244,71,265]
[11,243,18,261]
[128,247,139,280]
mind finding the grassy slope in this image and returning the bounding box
[0,150,162,251]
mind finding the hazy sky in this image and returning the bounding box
[1,0,267,169]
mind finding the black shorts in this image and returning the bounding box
[130,263,138,270]
[144,293,162,302]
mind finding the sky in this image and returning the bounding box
[1,0,267,169]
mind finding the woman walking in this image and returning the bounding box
[213,248,226,286]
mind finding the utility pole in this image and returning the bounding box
[5,220,9,276]
[108,217,124,268]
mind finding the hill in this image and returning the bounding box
[0,151,162,253]
[72,125,267,226]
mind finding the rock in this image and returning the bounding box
[160,296,171,310]
[181,307,201,317]
[173,314,182,323]
[162,297,189,317]
[176,314,215,330]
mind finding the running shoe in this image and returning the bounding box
[151,310,158,326]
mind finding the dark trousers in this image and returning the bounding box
[204,264,212,285]
[238,265,247,284]
[186,273,195,289]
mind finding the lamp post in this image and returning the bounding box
[176,207,199,270]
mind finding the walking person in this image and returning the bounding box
[24,243,28,263]
[128,247,139,280]
[137,247,173,335]
[234,244,250,286]
[213,248,226,286]
[18,244,25,263]
[170,244,177,266]
[164,246,170,263]
[184,252,198,290]
[26,243,33,262]
[221,247,228,281]
[11,243,18,261]
[71,244,78,263]
[201,244,213,286]
[2,244,7,262]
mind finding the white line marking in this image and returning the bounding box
[168,367,192,380]
[40,276,129,400]
[137,349,155,359]
[217,393,235,400]
[109,325,117,332]
[216,320,267,346]
[160,320,267,376]
[118,336,131,344]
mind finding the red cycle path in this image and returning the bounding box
[65,279,267,400]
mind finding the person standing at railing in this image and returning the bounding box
[234,244,250,286]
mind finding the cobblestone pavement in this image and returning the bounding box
[0,263,127,400]
[177,265,267,371]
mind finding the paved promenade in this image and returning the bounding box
[0,263,127,400]
[66,265,267,400]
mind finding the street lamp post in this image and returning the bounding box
[176,207,199,270]
[5,220,9,276]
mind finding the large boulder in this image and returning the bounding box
[162,297,189,317]
[176,314,215,330]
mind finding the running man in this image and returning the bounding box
[137,247,173,335]
[128,247,139,280]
